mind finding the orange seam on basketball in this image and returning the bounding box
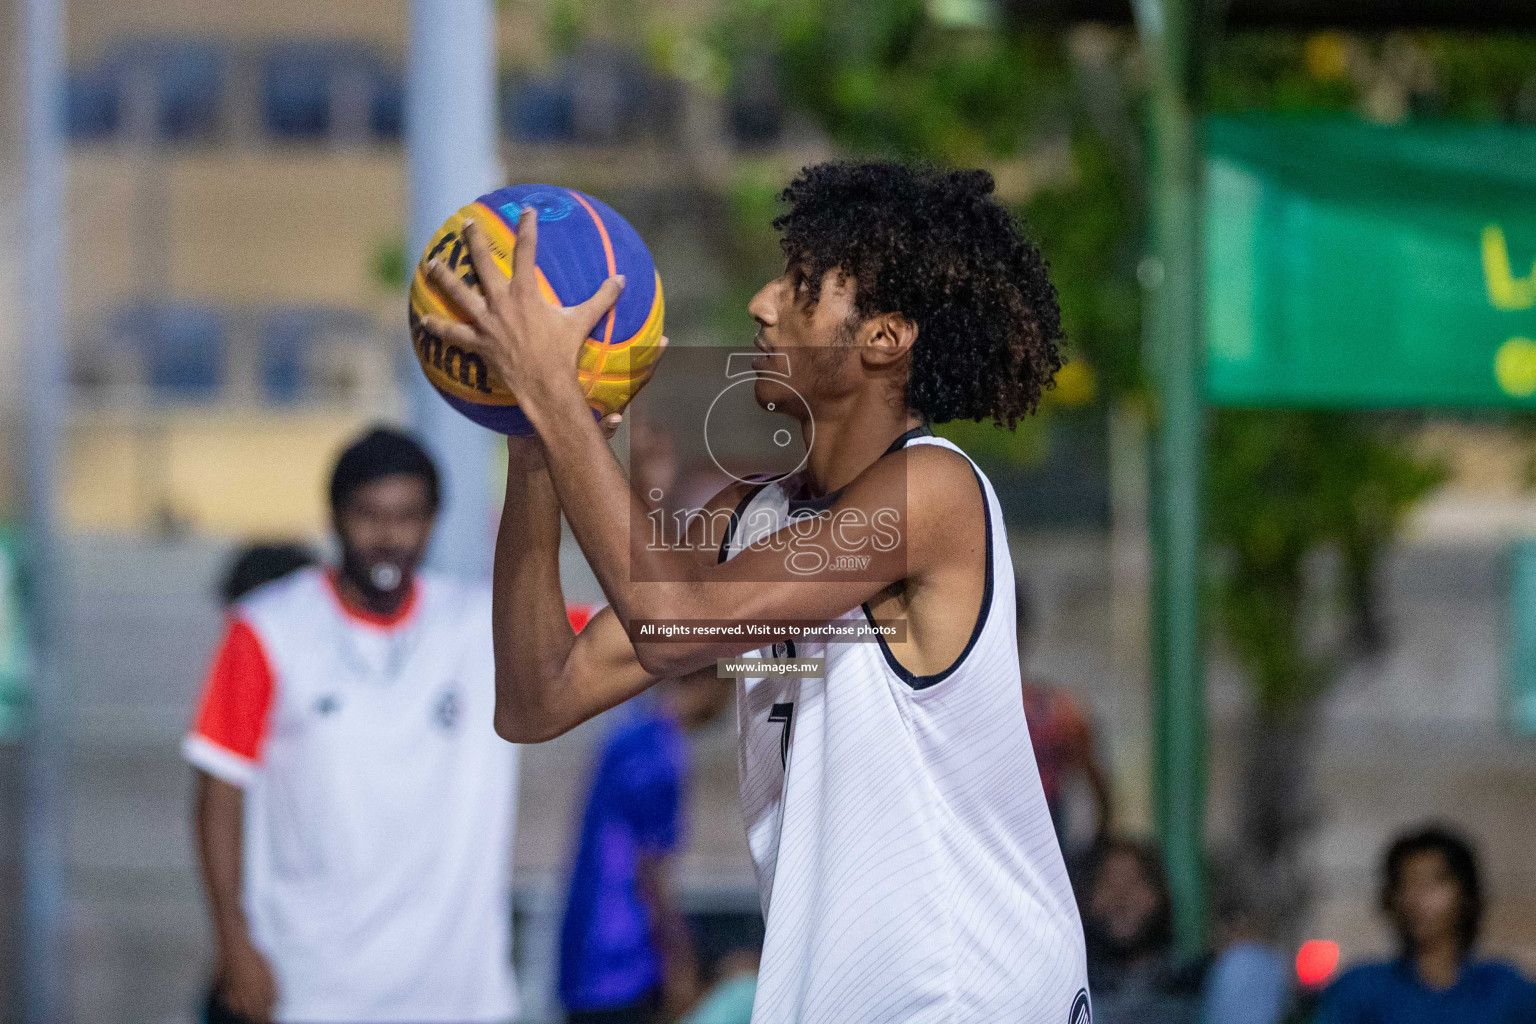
[590,270,664,353]
[569,190,618,391]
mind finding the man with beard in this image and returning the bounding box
[183,427,522,1024]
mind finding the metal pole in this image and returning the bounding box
[1133,0,1210,954]
[405,0,499,579]
[20,0,70,1013]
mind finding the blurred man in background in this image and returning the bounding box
[558,674,730,1024]
[1081,839,1207,1024]
[1319,824,1536,1024]
[1016,580,1113,860]
[183,427,521,1024]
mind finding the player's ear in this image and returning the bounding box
[863,313,918,367]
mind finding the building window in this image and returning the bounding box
[262,41,402,143]
[102,38,228,143]
[107,303,230,400]
[65,71,120,140]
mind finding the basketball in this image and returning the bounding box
[408,184,665,435]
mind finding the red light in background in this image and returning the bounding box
[1296,939,1341,988]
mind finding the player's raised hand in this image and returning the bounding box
[421,208,625,414]
[502,334,667,476]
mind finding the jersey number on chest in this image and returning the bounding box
[768,702,794,769]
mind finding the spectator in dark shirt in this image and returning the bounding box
[1319,824,1536,1024]
[1082,839,1206,1024]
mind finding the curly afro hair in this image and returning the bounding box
[773,161,1063,428]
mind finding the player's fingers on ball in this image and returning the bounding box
[573,275,626,335]
[512,206,539,286]
[425,320,495,363]
[600,413,623,439]
[419,315,481,349]
[426,258,490,324]
[461,219,507,298]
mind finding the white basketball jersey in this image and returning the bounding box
[723,431,1089,1024]
[183,568,520,1023]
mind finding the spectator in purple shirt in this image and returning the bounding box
[558,676,730,1024]
[1319,824,1536,1024]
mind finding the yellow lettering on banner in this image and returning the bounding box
[1483,225,1536,312]
[1494,337,1536,398]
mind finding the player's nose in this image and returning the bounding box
[747,279,778,328]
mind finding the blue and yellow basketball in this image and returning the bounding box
[408,184,665,435]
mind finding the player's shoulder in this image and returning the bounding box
[858,434,977,491]
[852,434,984,534]
[899,436,981,486]
[695,477,775,563]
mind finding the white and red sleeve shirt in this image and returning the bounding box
[185,616,277,788]
[183,567,589,1024]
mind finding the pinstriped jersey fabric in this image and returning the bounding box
[726,435,1089,1024]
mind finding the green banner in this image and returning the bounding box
[1205,116,1536,408]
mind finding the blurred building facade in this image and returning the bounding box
[36,0,796,538]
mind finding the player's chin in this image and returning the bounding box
[754,376,809,418]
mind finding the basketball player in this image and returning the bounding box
[184,428,522,1024]
[424,162,1090,1023]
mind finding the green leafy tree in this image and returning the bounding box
[1208,412,1446,721]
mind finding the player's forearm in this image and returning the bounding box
[519,381,696,634]
[193,772,252,952]
[521,381,913,676]
[491,442,579,740]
